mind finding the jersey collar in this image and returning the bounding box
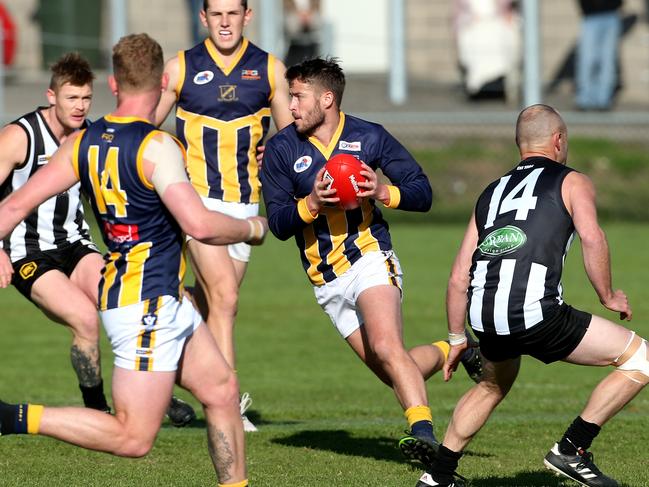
[105,114,150,124]
[205,37,249,76]
[308,111,346,160]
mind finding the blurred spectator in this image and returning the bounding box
[283,0,321,67]
[575,0,623,111]
[452,0,521,102]
[186,0,204,45]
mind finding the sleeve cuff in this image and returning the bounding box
[384,185,401,208]
[297,197,318,223]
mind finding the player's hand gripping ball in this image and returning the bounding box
[322,154,368,210]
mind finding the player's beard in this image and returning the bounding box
[295,103,325,136]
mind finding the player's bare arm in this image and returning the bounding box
[155,56,181,127]
[256,58,293,168]
[270,58,293,131]
[0,134,80,242]
[141,132,267,245]
[444,213,479,381]
[0,249,12,288]
[0,124,29,183]
[563,171,631,320]
[0,124,29,287]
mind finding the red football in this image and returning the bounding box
[322,154,367,210]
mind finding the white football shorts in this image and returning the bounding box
[186,197,259,262]
[314,250,403,338]
[101,294,202,372]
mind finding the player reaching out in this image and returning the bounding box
[0,33,268,487]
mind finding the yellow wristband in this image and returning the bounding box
[384,185,401,208]
[297,197,318,223]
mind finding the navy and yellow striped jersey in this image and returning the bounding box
[175,37,276,203]
[72,115,186,310]
[261,112,432,286]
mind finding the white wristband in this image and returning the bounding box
[448,332,467,346]
[246,219,263,241]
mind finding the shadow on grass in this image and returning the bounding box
[272,429,404,463]
[466,470,564,486]
[462,471,633,487]
[160,408,301,429]
[244,408,302,427]
[272,430,494,465]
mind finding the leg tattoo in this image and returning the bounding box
[70,344,101,387]
[207,425,235,483]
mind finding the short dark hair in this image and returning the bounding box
[203,0,248,10]
[285,57,346,108]
[49,52,94,91]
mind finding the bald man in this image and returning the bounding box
[415,104,645,487]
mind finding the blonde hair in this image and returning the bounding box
[112,33,164,92]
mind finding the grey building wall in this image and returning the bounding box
[2,0,648,102]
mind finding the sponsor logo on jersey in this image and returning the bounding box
[241,69,261,80]
[135,348,153,356]
[104,222,140,244]
[37,155,49,165]
[293,155,312,173]
[193,70,214,85]
[101,132,114,142]
[218,84,238,102]
[19,261,38,280]
[338,140,361,151]
[479,225,527,256]
[142,313,157,329]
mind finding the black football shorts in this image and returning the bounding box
[11,240,100,301]
[474,303,592,364]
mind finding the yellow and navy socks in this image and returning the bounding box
[218,480,248,487]
[404,405,434,439]
[0,400,43,435]
[432,340,451,361]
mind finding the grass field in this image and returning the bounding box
[1,222,648,486]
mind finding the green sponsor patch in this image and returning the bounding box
[479,225,527,256]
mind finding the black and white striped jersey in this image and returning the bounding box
[0,108,93,262]
[468,157,576,335]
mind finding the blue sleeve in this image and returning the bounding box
[376,126,433,212]
[260,139,308,241]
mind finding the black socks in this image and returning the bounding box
[79,380,110,412]
[431,445,463,481]
[559,416,601,455]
